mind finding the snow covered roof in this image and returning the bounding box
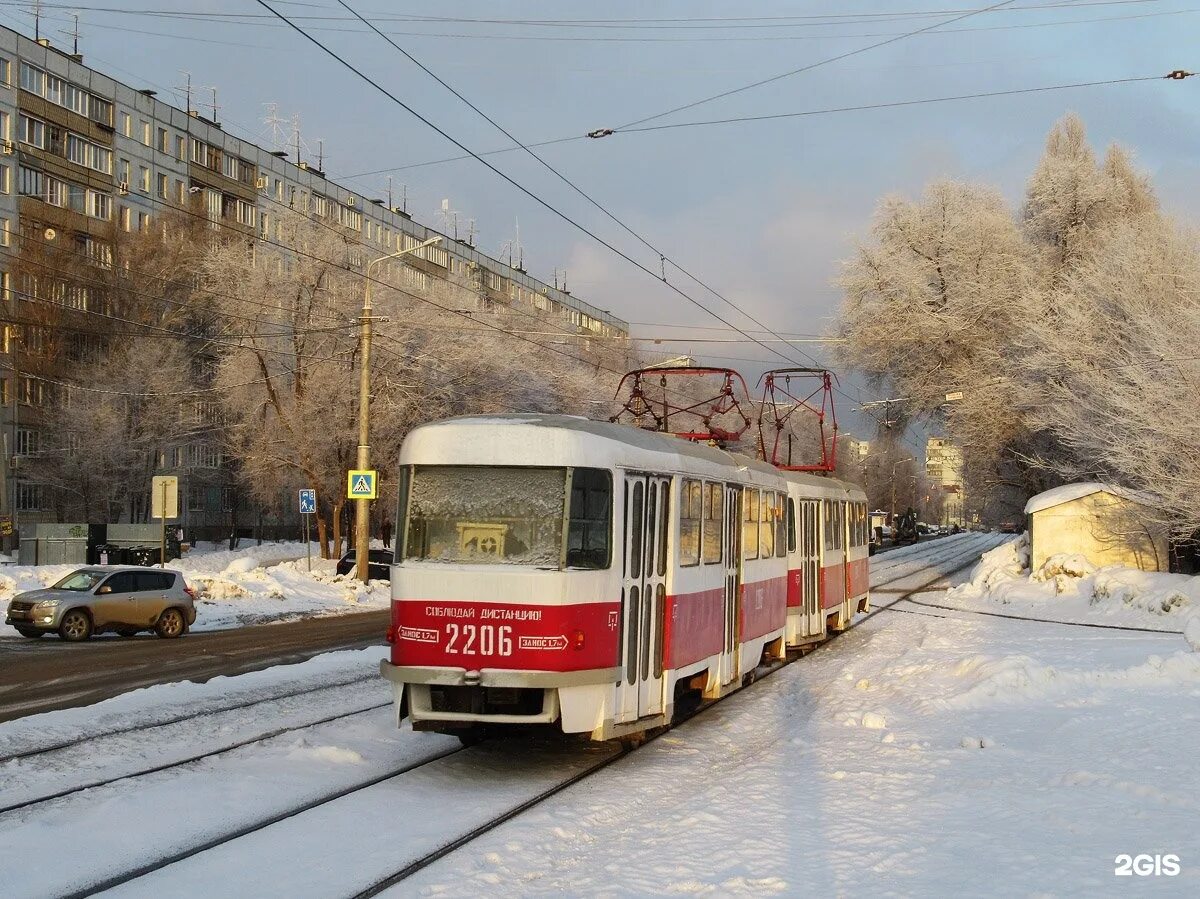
[1023,482,1158,515]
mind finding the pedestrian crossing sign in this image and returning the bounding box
[347,469,378,499]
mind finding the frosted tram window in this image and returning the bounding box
[679,478,701,567]
[760,490,775,558]
[774,492,786,558]
[404,466,566,566]
[743,489,759,559]
[702,483,722,564]
[566,468,612,569]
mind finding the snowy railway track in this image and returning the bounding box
[0,671,380,765]
[0,698,392,816]
[1,535,1001,899]
[349,535,1010,898]
[884,594,1185,635]
[58,536,1003,899]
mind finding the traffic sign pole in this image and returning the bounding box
[298,489,316,573]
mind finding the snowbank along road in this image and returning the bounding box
[1,533,1011,898]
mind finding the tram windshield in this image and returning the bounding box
[402,465,611,569]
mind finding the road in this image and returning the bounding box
[0,610,390,722]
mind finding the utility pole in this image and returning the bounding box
[354,236,442,582]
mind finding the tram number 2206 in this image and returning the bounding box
[445,623,513,656]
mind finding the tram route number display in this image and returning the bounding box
[391,600,620,671]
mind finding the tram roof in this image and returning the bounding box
[406,414,862,495]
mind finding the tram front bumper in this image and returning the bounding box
[380,661,619,726]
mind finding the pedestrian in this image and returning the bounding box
[381,515,393,549]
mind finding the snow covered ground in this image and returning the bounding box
[0,541,389,638]
[3,534,1197,896]
[402,563,1200,896]
[935,533,1200,636]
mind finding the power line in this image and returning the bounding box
[615,73,1187,135]
[609,0,1020,131]
[263,0,949,449]
[257,0,823,378]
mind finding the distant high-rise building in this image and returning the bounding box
[925,437,965,526]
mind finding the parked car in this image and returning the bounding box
[335,549,394,581]
[4,566,197,641]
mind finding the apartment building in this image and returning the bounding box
[0,26,628,540]
[925,437,965,527]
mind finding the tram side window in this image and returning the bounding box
[658,480,670,577]
[774,493,786,558]
[823,501,832,552]
[743,489,760,559]
[679,479,701,567]
[760,490,775,558]
[567,468,612,569]
[857,503,867,547]
[702,482,723,564]
[787,497,796,553]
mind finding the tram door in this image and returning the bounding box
[621,474,670,721]
[721,484,742,686]
[802,501,822,635]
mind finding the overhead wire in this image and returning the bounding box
[329,1,945,450]
[609,0,1020,130]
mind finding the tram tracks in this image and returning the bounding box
[61,535,1001,899]
[0,671,382,765]
[2,536,999,898]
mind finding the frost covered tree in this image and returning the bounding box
[203,209,631,557]
[22,208,209,521]
[834,178,1041,507]
[835,113,1193,526]
[1017,219,1200,535]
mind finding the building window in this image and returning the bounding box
[19,62,44,95]
[140,120,151,146]
[157,127,168,153]
[15,428,38,456]
[0,219,9,247]
[120,112,131,137]
[157,172,168,199]
[176,179,186,204]
[16,484,43,512]
[138,211,150,232]
[0,110,9,141]
[19,376,44,406]
[0,57,10,85]
[120,205,131,232]
[175,134,185,160]
[139,165,150,193]
[18,166,43,197]
[85,189,111,220]
[66,133,112,174]
[0,165,8,195]
[18,114,46,149]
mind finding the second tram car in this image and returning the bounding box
[381,414,869,742]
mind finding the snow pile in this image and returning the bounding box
[0,541,389,637]
[939,650,1200,709]
[947,532,1200,636]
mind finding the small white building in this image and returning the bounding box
[1024,483,1168,572]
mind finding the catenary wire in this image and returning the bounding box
[609,0,1019,130]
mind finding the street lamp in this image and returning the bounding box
[890,457,914,521]
[354,236,442,583]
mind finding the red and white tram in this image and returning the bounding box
[381,414,870,742]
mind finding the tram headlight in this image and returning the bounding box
[571,628,585,651]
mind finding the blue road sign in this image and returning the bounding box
[298,489,316,515]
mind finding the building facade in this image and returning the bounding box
[0,26,628,541]
[925,437,965,527]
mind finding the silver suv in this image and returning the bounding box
[5,567,198,641]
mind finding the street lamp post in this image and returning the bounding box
[889,457,914,521]
[354,236,441,583]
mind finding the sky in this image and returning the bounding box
[2,0,1196,440]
